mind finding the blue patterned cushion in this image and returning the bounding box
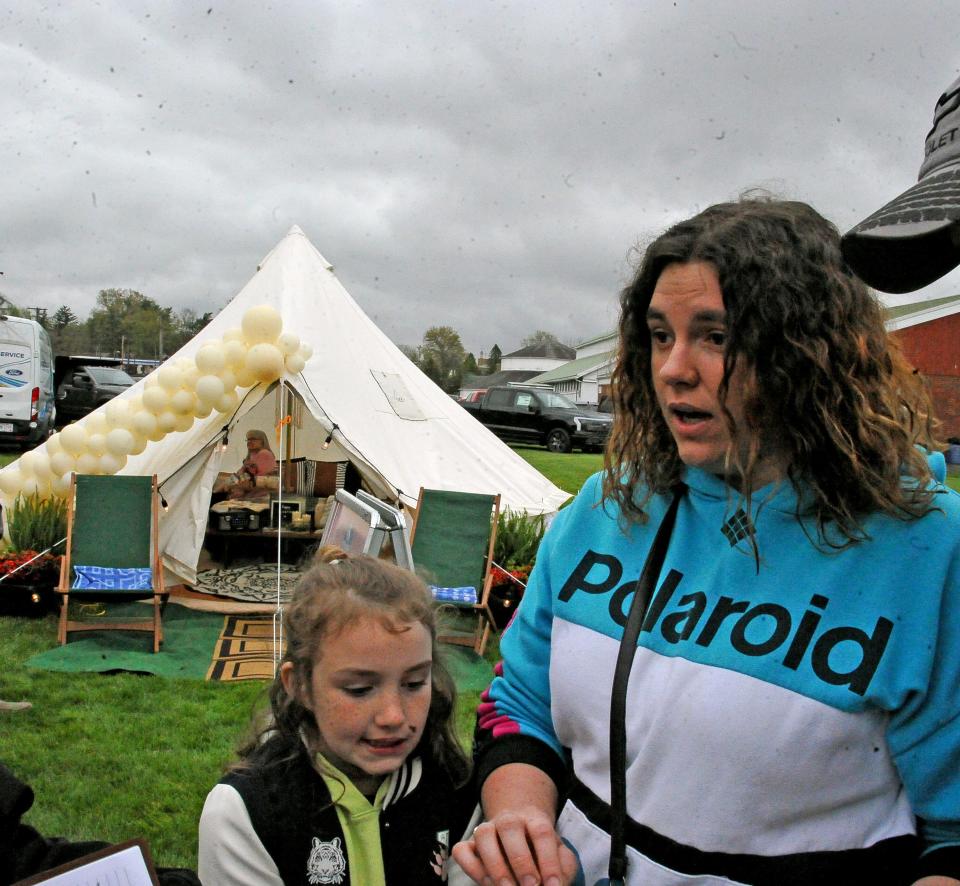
[72,565,153,590]
[429,585,478,605]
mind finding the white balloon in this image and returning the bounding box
[99,452,126,475]
[195,342,227,375]
[128,432,149,456]
[50,451,76,477]
[87,433,107,457]
[147,424,166,443]
[76,452,100,474]
[60,424,88,456]
[173,413,193,433]
[220,368,237,392]
[284,354,306,375]
[298,343,313,361]
[170,389,197,415]
[195,375,225,404]
[245,343,284,382]
[46,433,63,456]
[156,411,178,434]
[181,364,200,390]
[31,451,53,481]
[51,474,72,497]
[277,332,301,356]
[223,340,247,368]
[216,391,239,414]
[20,477,39,497]
[143,387,171,415]
[132,411,159,438]
[241,305,283,344]
[234,366,256,389]
[157,365,185,392]
[106,428,134,456]
[175,357,195,373]
[193,400,213,419]
[222,326,245,343]
[85,412,109,436]
[0,468,23,496]
[105,399,132,429]
[17,450,36,477]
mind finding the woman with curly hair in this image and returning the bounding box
[199,548,476,885]
[454,198,960,886]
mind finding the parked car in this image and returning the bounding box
[56,364,135,423]
[461,385,612,453]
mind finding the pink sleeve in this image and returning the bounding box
[254,450,277,474]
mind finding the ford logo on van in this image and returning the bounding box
[7,369,22,376]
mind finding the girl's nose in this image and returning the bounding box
[375,691,406,727]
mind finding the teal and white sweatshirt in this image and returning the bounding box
[476,467,960,885]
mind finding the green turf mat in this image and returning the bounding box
[439,644,494,692]
[25,604,224,678]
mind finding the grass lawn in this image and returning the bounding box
[0,441,956,871]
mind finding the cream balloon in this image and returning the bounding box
[85,412,109,436]
[59,424,88,456]
[284,354,306,375]
[105,399,133,429]
[157,365,185,392]
[195,342,227,375]
[170,389,197,415]
[86,433,107,457]
[50,451,76,477]
[76,452,100,474]
[142,387,171,415]
[245,343,284,383]
[175,357,195,373]
[173,413,193,433]
[216,391,239,414]
[219,368,237,392]
[46,433,63,456]
[277,332,301,356]
[233,366,256,389]
[51,474,72,497]
[132,411,159,438]
[17,450,36,477]
[156,412,178,434]
[20,477,40,497]
[128,432,149,456]
[144,372,160,388]
[298,343,313,361]
[30,451,53,481]
[195,374,225,405]
[147,424,166,443]
[193,400,213,419]
[99,452,127,475]
[181,364,200,390]
[241,305,283,344]
[222,326,245,343]
[106,428,134,456]
[0,468,23,496]
[223,340,247,368]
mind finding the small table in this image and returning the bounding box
[204,528,321,568]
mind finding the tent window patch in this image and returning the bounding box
[371,370,426,421]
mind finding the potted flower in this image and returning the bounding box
[489,510,546,629]
[0,493,66,617]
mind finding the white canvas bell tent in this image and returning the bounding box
[112,225,569,584]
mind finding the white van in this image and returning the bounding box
[0,315,55,447]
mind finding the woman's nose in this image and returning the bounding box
[659,341,698,387]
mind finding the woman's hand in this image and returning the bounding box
[452,806,578,885]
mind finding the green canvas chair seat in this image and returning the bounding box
[409,487,500,656]
[57,474,167,652]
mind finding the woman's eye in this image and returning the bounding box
[648,328,670,345]
[706,330,727,347]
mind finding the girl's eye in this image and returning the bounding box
[343,686,372,697]
[404,679,428,692]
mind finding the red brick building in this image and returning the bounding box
[887,295,960,440]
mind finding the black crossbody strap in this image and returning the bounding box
[606,486,683,885]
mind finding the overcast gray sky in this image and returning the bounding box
[1,1,957,357]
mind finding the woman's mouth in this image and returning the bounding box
[670,404,713,425]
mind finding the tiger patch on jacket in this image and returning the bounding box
[307,835,346,884]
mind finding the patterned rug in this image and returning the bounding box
[189,563,303,604]
[206,615,283,682]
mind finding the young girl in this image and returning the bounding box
[199,548,476,885]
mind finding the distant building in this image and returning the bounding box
[460,340,575,399]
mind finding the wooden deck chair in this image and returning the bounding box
[409,487,500,656]
[57,474,167,653]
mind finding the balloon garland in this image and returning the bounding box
[0,304,311,502]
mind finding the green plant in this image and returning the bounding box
[7,493,67,554]
[494,507,546,570]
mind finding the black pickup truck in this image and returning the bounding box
[55,362,135,424]
[461,385,612,453]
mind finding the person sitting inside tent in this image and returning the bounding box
[215,430,279,501]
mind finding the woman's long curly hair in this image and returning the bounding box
[603,197,940,548]
[236,547,470,787]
